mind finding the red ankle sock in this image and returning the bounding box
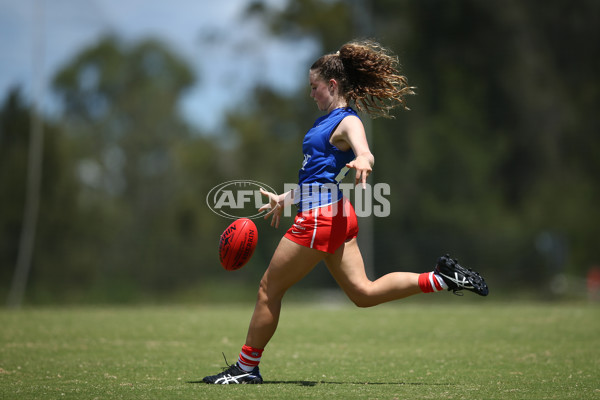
[418,271,445,293]
[237,344,264,372]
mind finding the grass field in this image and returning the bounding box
[1,299,599,399]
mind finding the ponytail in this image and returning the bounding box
[311,40,415,118]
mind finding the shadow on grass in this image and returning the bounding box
[263,381,450,386]
[188,380,453,386]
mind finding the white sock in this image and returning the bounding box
[434,272,448,289]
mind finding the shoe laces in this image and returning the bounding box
[222,352,232,368]
[215,352,239,375]
[221,352,235,371]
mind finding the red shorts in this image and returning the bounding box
[284,198,359,254]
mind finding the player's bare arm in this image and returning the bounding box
[330,115,374,186]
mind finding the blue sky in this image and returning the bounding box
[0,0,318,131]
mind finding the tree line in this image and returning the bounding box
[1,0,598,304]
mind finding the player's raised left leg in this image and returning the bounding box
[324,238,423,307]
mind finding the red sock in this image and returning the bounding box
[418,272,445,293]
[237,344,264,372]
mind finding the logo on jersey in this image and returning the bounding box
[301,154,311,170]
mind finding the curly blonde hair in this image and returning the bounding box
[310,40,415,118]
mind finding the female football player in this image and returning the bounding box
[203,40,488,384]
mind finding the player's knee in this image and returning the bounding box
[347,286,375,308]
[256,278,268,300]
[351,297,376,308]
[256,275,286,304]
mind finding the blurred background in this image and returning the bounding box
[1,0,599,306]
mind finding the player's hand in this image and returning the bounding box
[258,188,283,228]
[346,155,372,188]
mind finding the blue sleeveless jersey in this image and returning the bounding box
[296,107,358,211]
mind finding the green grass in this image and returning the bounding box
[1,300,599,399]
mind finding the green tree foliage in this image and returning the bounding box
[0,90,30,294]
[0,89,91,301]
[47,36,225,301]
[2,1,598,303]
